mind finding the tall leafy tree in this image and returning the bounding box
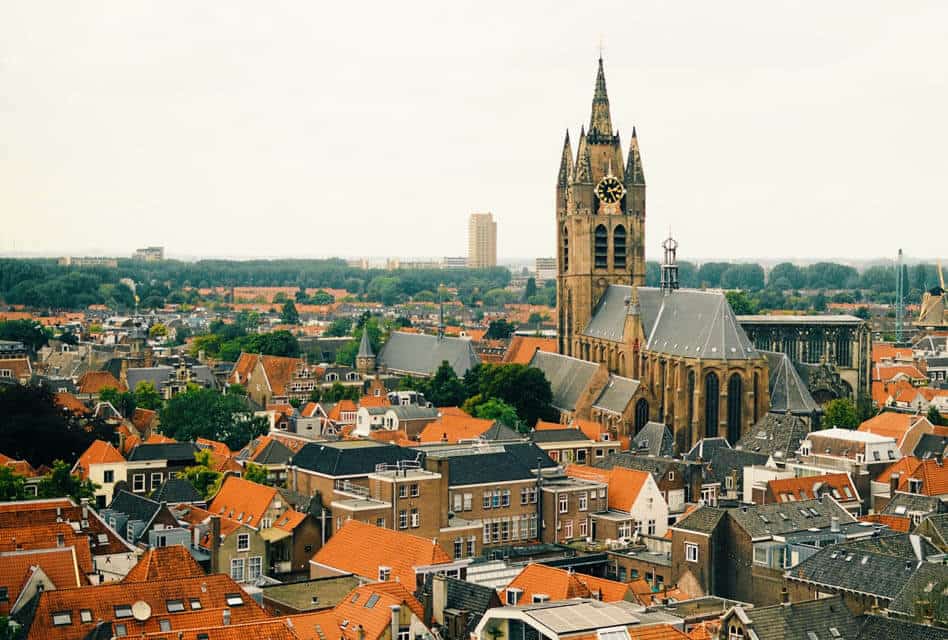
[99,386,136,418]
[823,398,859,429]
[38,460,97,503]
[134,381,163,411]
[0,320,50,354]
[420,361,467,407]
[160,388,268,450]
[281,300,300,325]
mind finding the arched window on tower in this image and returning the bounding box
[594,225,608,269]
[727,374,743,445]
[704,372,719,438]
[613,225,627,270]
[687,370,696,427]
[634,399,649,434]
[753,371,760,423]
[561,226,569,273]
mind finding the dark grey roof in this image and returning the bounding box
[250,438,294,465]
[737,413,811,460]
[672,506,726,534]
[592,375,640,415]
[763,350,820,415]
[389,405,439,421]
[531,429,592,444]
[593,451,678,478]
[108,489,161,522]
[887,561,948,618]
[291,442,422,476]
[126,364,216,394]
[858,615,948,640]
[685,437,732,461]
[445,451,535,486]
[882,492,946,517]
[706,447,769,487]
[736,595,858,640]
[629,422,675,457]
[730,497,854,539]
[151,478,203,504]
[378,332,479,377]
[919,513,948,546]
[501,442,558,471]
[528,351,599,412]
[788,534,935,600]
[582,285,759,361]
[480,422,523,442]
[444,576,502,634]
[357,330,374,359]
[914,434,948,461]
[127,442,199,463]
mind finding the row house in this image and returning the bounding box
[762,472,862,515]
[125,442,200,495]
[531,421,621,464]
[857,411,939,457]
[72,439,127,507]
[565,464,669,540]
[0,356,32,385]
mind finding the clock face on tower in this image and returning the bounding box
[596,175,625,204]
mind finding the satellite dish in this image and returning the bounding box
[131,601,152,622]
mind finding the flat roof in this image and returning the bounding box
[738,314,864,324]
[807,428,897,443]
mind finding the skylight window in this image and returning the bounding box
[225,594,244,607]
[365,594,380,609]
[190,599,202,610]
[895,505,907,515]
[52,611,72,626]
[79,609,92,623]
[114,605,133,619]
[166,599,185,613]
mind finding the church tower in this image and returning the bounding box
[557,58,646,356]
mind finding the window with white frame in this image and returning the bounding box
[452,493,462,512]
[564,520,573,538]
[618,521,632,538]
[151,472,163,489]
[236,533,250,551]
[559,495,568,513]
[454,538,463,560]
[579,519,588,537]
[578,493,588,511]
[647,519,656,536]
[410,508,420,528]
[463,493,472,510]
[685,542,699,563]
[483,491,492,509]
[379,566,391,581]
[248,556,262,580]
[230,558,245,581]
[132,475,145,492]
[753,545,768,565]
[398,510,408,529]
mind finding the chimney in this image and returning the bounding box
[431,574,447,625]
[209,516,222,574]
[357,625,366,640]
[390,604,400,640]
[780,587,789,604]
[222,609,231,626]
[831,516,840,533]
[890,471,901,495]
[81,497,89,521]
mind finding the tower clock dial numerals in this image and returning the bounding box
[596,176,625,204]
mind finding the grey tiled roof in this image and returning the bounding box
[858,615,948,640]
[250,438,294,465]
[592,451,677,478]
[108,490,161,523]
[445,450,536,486]
[913,434,948,461]
[581,286,759,361]
[705,447,769,487]
[762,350,819,415]
[729,497,854,539]
[592,375,639,415]
[887,561,948,618]
[736,595,858,640]
[389,405,439,421]
[357,330,374,358]
[378,332,479,377]
[291,442,421,476]
[882,492,946,517]
[480,422,523,442]
[630,422,675,457]
[684,437,732,461]
[531,429,592,444]
[151,478,203,504]
[528,350,600,412]
[672,506,725,534]
[127,442,199,463]
[737,413,811,459]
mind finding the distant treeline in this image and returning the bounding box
[0,257,940,311]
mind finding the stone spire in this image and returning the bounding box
[357,328,374,359]
[589,57,614,139]
[625,128,645,185]
[612,131,625,181]
[574,126,592,183]
[557,130,573,187]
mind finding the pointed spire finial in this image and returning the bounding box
[589,56,613,138]
[557,130,573,187]
[625,132,645,186]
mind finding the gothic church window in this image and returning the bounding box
[705,373,719,438]
[594,225,608,269]
[562,226,569,272]
[727,374,743,445]
[634,399,649,434]
[613,225,626,270]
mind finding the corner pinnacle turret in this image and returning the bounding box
[557,130,573,187]
[588,57,614,140]
[625,128,645,186]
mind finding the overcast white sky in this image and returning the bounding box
[1,1,947,263]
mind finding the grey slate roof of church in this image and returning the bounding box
[762,350,820,415]
[737,413,811,459]
[630,421,675,457]
[857,615,948,640]
[592,374,640,414]
[357,329,374,358]
[378,331,479,377]
[733,595,858,640]
[581,285,759,361]
[887,561,948,618]
[529,350,600,412]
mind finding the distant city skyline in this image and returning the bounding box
[2,2,947,261]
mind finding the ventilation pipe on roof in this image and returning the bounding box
[830,517,840,533]
[222,609,231,626]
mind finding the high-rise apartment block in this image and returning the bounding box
[467,212,497,269]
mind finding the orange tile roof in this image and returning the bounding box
[535,420,567,431]
[626,626,690,640]
[502,564,631,603]
[53,392,89,416]
[311,520,451,586]
[0,456,37,477]
[872,344,914,363]
[858,514,911,532]
[503,336,558,364]
[565,464,648,512]
[0,522,94,576]
[359,395,390,408]
[122,545,206,583]
[27,573,269,640]
[417,412,496,443]
[874,364,927,382]
[686,622,718,640]
[877,457,923,485]
[0,498,74,514]
[766,473,858,503]
[260,354,304,396]
[573,419,609,442]
[368,430,414,446]
[274,510,307,532]
[327,399,358,422]
[0,547,83,616]
[76,370,126,394]
[858,412,929,446]
[269,432,309,454]
[72,440,125,479]
[230,352,259,385]
[208,476,280,529]
[131,407,158,432]
[138,619,299,640]
[897,459,948,496]
[196,437,233,458]
[627,581,692,608]
[289,582,426,640]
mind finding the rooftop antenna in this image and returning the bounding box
[896,248,905,343]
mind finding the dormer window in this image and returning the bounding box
[506,588,522,605]
[908,478,923,494]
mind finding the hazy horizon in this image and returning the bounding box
[2,1,947,262]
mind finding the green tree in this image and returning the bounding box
[725,290,757,315]
[463,363,556,427]
[470,397,523,431]
[281,300,300,325]
[854,306,871,320]
[0,319,50,354]
[149,323,168,339]
[0,466,26,501]
[99,387,136,418]
[311,290,335,305]
[824,398,859,429]
[0,615,22,640]
[768,262,805,289]
[927,406,945,427]
[523,277,538,302]
[485,319,516,340]
[38,460,97,503]
[420,361,467,407]
[244,462,270,485]
[160,388,268,450]
[134,381,163,411]
[528,312,546,332]
[324,317,353,337]
[856,392,877,423]
[183,450,223,499]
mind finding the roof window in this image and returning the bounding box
[52,611,72,626]
[225,593,244,607]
